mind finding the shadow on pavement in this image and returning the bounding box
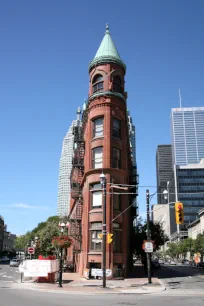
[129,264,204,280]
[155,264,204,279]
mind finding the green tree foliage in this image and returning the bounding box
[166,243,180,259]
[165,235,204,261]
[14,216,61,256]
[38,221,60,255]
[132,218,168,259]
[193,234,204,261]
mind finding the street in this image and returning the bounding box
[0,263,204,305]
[0,286,204,306]
[156,264,204,291]
[0,263,21,284]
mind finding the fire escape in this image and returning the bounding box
[132,165,139,220]
[69,119,85,252]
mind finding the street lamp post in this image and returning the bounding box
[58,222,66,288]
[100,173,107,289]
[146,190,151,284]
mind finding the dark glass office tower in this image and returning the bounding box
[176,159,204,228]
[156,145,175,204]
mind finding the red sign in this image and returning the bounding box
[27,247,35,255]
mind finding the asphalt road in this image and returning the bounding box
[0,288,204,306]
[155,264,204,291]
[0,264,21,284]
[0,263,204,306]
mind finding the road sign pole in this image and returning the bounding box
[146,190,152,284]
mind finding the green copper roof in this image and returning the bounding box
[89,24,126,72]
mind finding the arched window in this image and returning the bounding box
[92,74,104,94]
[113,76,122,93]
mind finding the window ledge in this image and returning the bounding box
[91,136,104,142]
[88,252,102,255]
[89,208,102,214]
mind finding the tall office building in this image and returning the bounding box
[176,159,204,225]
[156,145,175,204]
[171,107,204,234]
[57,109,81,216]
[171,107,204,166]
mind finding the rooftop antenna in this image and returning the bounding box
[179,88,182,109]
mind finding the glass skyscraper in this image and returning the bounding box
[57,108,81,216]
[171,107,204,231]
[176,159,204,226]
[171,107,204,166]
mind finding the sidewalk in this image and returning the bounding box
[22,269,165,295]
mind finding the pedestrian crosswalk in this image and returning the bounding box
[0,270,19,284]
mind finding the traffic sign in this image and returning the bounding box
[27,247,35,255]
[144,241,153,253]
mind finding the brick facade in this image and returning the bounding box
[68,38,135,279]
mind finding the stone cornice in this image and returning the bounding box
[88,91,126,103]
[89,56,126,73]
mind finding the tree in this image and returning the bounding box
[166,243,180,259]
[132,219,168,260]
[180,238,194,260]
[193,234,204,261]
[38,221,60,256]
[14,216,62,256]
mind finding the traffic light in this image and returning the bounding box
[107,233,114,244]
[175,202,184,224]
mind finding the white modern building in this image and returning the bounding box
[57,108,81,216]
[187,208,204,239]
[152,204,177,239]
[171,107,204,166]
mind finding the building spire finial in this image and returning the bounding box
[76,106,81,121]
[106,23,110,34]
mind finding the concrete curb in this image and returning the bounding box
[7,282,166,296]
[157,279,166,292]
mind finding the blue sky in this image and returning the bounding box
[0,0,204,234]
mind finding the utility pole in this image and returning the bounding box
[174,164,180,240]
[100,173,107,288]
[146,189,152,284]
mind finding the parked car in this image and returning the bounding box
[10,258,20,267]
[197,262,204,268]
[182,260,190,265]
[189,261,197,267]
[151,261,161,269]
[170,260,177,265]
[0,256,10,264]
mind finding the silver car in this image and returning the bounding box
[170,260,177,265]
[10,259,20,267]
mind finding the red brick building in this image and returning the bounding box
[67,25,138,278]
